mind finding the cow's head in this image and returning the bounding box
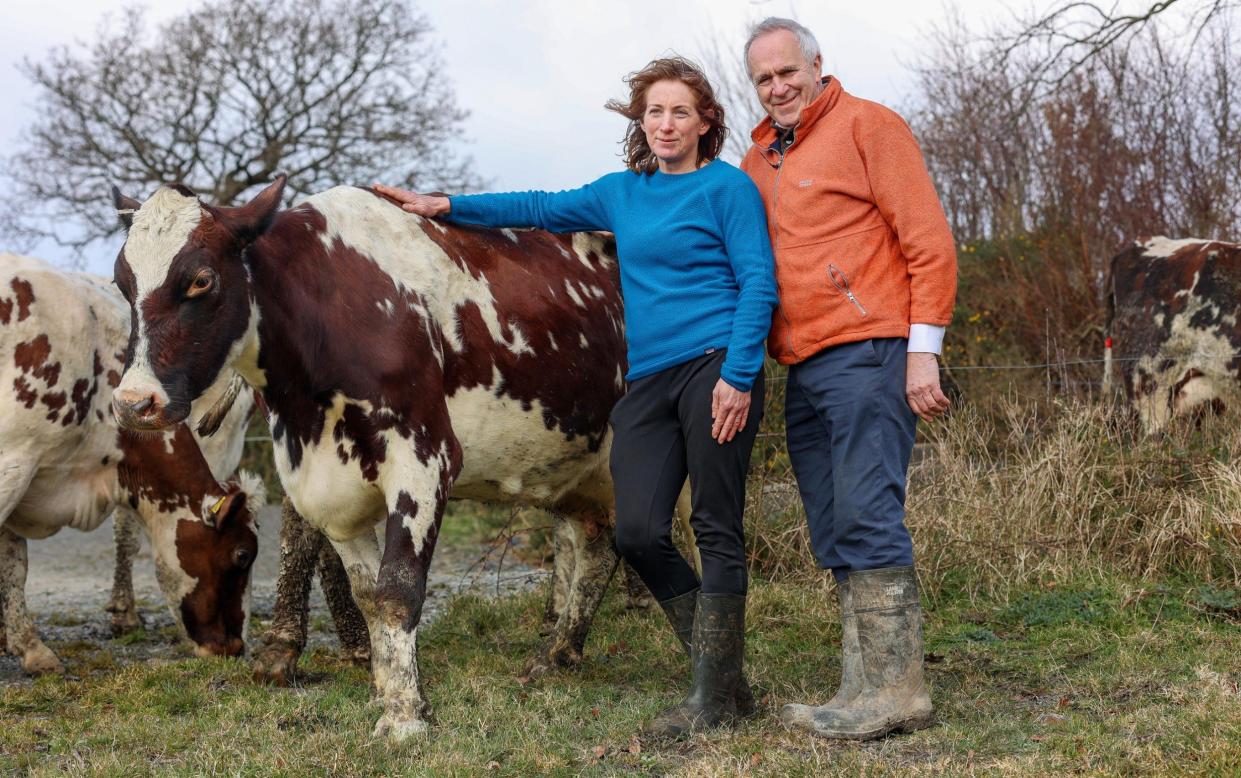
[111,176,285,430]
[143,473,262,657]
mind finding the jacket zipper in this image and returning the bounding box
[766,137,797,357]
[827,263,868,316]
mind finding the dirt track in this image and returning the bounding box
[0,504,547,684]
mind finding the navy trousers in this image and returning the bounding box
[785,337,917,579]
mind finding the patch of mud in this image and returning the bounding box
[1,504,547,684]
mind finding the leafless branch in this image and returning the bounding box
[1,0,485,262]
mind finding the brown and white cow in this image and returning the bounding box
[0,254,260,673]
[110,177,628,739]
[1107,236,1241,432]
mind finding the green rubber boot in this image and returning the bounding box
[656,588,758,717]
[645,593,746,739]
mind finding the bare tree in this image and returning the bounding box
[997,0,1239,99]
[909,12,1240,365]
[1,0,483,258]
[695,25,767,164]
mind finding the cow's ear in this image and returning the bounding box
[111,185,142,230]
[202,489,247,529]
[217,174,286,246]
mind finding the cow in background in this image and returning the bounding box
[110,177,629,739]
[1107,236,1241,432]
[0,254,261,672]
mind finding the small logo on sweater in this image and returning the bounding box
[798,179,814,188]
[705,347,716,354]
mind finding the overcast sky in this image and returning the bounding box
[2,0,1025,274]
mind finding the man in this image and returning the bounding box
[740,17,957,740]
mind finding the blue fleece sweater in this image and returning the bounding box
[447,160,778,390]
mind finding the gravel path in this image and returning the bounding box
[0,504,548,685]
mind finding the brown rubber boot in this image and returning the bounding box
[779,576,862,729]
[644,593,746,740]
[784,566,934,740]
[657,588,758,717]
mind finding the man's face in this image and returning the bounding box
[747,29,823,128]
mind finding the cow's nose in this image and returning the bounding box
[111,387,165,429]
[112,387,162,422]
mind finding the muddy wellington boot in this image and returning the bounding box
[645,593,747,739]
[784,566,934,740]
[656,589,758,717]
[779,576,862,729]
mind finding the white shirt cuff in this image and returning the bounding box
[908,324,945,355]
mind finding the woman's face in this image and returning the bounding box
[641,79,709,173]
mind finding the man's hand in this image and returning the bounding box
[906,352,950,422]
[372,183,451,217]
[711,379,752,444]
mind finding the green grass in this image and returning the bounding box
[3,576,1239,776]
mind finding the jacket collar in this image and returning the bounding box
[749,75,841,157]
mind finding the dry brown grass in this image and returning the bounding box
[746,397,1241,600]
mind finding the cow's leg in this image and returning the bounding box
[524,513,619,679]
[366,474,452,741]
[252,497,321,685]
[105,508,145,636]
[331,483,446,740]
[621,559,654,610]
[540,518,576,635]
[316,541,371,666]
[0,526,62,675]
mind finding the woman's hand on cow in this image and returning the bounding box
[372,184,451,217]
[711,379,752,445]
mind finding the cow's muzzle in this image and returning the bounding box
[112,387,174,430]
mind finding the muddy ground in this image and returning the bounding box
[0,504,548,685]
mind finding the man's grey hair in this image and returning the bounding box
[743,17,821,76]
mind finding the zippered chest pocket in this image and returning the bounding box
[827,264,867,316]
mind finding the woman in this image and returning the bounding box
[375,57,777,739]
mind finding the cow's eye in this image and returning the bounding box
[232,547,253,569]
[186,269,215,299]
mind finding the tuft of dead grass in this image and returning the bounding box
[746,398,1241,601]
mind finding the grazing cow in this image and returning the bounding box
[1106,236,1241,432]
[0,254,260,673]
[111,177,629,739]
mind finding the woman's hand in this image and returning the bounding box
[711,379,752,444]
[372,183,451,217]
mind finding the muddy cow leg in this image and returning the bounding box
[252,497,322,685]
[524,513,619,679]
[105,508,145,636]
[540,518,576,635]
[334,468,453,741]
[0,526,63,675]
[316,541,371,666]
[620,560,654,611]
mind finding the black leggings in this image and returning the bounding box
[609,350,764,600]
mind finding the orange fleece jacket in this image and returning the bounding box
[741,76,958,365]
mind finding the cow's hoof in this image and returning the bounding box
[521,643,583,681]
[251,644,300,686]
[373,712,430,741]
[625,593,655,610]
[22,645,64,676]
[109,609,144,637]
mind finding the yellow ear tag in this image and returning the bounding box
[210,496,227,515]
